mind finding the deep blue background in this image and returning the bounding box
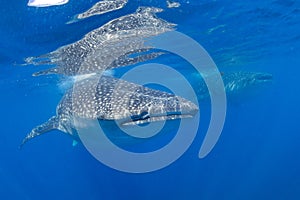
[0,0,300,199]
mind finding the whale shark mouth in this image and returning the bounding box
[120,112,196,126]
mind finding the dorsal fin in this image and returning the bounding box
[19,116,59,148]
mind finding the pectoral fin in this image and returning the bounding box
[20,116,59,149]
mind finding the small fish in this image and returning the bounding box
[166,0,181,8]
[67,0,128,24]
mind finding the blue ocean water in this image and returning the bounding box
[0,0,300,199]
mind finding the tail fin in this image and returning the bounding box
[32,67,59,76]
[24,52,54,65]
[19,116,59,149]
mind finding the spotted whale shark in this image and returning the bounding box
[25,7,175,76]
[194,71,273,100]
[20,75,198,147]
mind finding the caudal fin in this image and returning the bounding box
[19,116,59,149]
[32,67,59,76]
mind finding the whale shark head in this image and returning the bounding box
[116,95,199,126]
[222,72,273,93]
[251,72,273,83]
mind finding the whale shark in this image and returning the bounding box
[25,7,175,76]
[20,75,199,147]
[194,71,273,100]
[222,71,272,92]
